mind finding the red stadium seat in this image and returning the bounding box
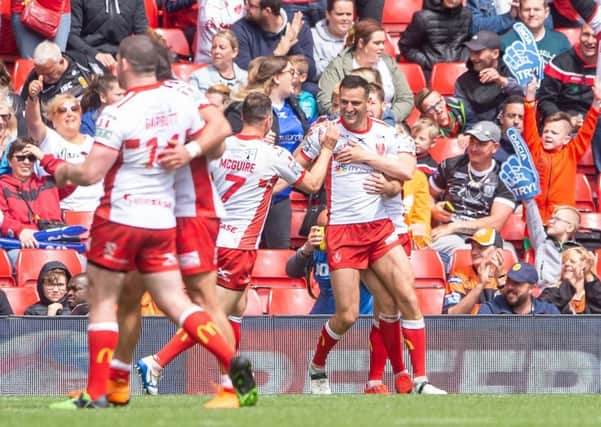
[153,28,191,58]
[579,213,601,230]
[63,211,94,240]
[12,58,35,95]
[268,287,315,315]
[449,249,517,276]
[575,173,596,212]
[243,288,265,315]
[405,107,421,127]
[382,0,423,34]
[0,250,15,287]
[3,287,38,315]
[290,190,310,210]
[430,62,467,96]
[250,249,305,288]
[290,209,307,249]
[556,27,580,47]
[16,249,83,288]
[397,62,427,94]
[414,287,444,314]
[410,248,446,288]
[144,0,160,27]
[501,213,526,248]
[428,137,464,163]
[171,62,208,82]
[384,32,398,58]
[577,146,595,178]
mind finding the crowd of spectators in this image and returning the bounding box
[1,0,601,317]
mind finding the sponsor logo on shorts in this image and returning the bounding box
[178,251,201,268]
[162,253,178,266]
[217,268,232,283]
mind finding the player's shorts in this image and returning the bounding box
[176,216,219,275]
[87,216,178,274]
[398,232,411,257]
[216,248,257,292]
[326,218,401,270]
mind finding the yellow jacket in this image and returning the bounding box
[403,170,431,248]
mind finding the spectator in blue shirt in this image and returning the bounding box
[478,262,560,314]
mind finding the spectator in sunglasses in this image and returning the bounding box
[25,89,104,212]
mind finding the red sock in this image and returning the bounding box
[368,321,388,382]
[378,314,405,375]
[154,328,196,368]
[311,321,342,368]
[87,323,119,400]
[181,308,235,371]
[109,359,130,383]
[402,318,426,378]
[228,316,242,352]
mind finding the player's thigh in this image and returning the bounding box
[184,271,218,309]
[330,268,361,316]
[361,268,397,315]
[87,263,127,305]
[119,271,146,311]
[216,285,246,316]
[370,246,415,296]
[143,269,190,320]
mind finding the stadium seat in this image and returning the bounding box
[577,146,595,178]
[250,249,306,288]
[12,58,34,95]
[428,137,464,163]
[556,27,580,47]
[63,211,94,240]
[171,63,208,82]
[501,213,526,247]
[243,288,265,315]
[290,190,310,210]
[290,209,307,249]
[575,173,596,212]
[430,62,467,96]
[0,250,15,287]
[3,287,38,315]
[405,107,421,126]
[153,28,191,59]
[144,0,160,27]
[397,62,427,94]
[384,32,398,58]
[579,212,601,231]
[382,0,423,34]
[410,248,446,288]
[448,248,517,276]
[267,287,315,315]
[414,287,444,315]
[16,249,83,288]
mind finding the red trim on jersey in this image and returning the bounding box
[235,133,263,140]
[187,127,203,141]
[95,150,124,221]
[238,175,279,248]
[114,92,136,109]
[292,169,306,187]
[340,116,373,134]
[299,150,313,162]
[198,104,211,110]
[93,141,120,152]
[127,81,163,94]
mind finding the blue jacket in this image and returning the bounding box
[467,0,554,35]
[478,295,560,314]
[232,10,316,82]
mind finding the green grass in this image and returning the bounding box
[2,394,601,427]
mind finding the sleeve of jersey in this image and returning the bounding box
[93,107,123,151]
[273,146,306,185]
[493,176,516,209]
[392,131,416,156]
[299,126,321,162]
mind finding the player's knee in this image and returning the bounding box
[337,308,359,328]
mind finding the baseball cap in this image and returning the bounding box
[464,30,501,51]
[465,121,501,144]
[507,262,538,284]
[465,228,503,248]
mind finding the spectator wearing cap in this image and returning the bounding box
[540,246,601,314]
[429,120,516,268]
[455,30,523,127]
[444,228,508,314]
[478,262,560,314]
[500,0,571,69]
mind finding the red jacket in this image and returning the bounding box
[524,100,600,222]
[0,155,73,238]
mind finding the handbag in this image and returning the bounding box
[20,0,64,39]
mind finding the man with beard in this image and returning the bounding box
[478,262,559,314]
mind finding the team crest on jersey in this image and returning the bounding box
[375,141,385,156]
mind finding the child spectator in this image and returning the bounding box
[80,74,126,137]
[24,261,72,316]
[411,118,439,176]
[366,82,394,127]
[206,85,232,112]
[524,78,601,222]
[289,55,318,123]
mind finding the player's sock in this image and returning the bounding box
[402,318,427,378]
[180,306,235,371]
[107,358,131,405]
[154,328,196,368]
[228,315,242,352]
[311,321,343,368]
[108,359,130,383]
[379,312,405,375]
[87,322,119,401]
[368,319,388,382]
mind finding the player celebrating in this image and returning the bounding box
[49,34,257,409]
[297,75,445,395]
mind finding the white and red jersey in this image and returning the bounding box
[210,133,305,250]
[94,81,205,229]
[300,117,415,226]
[163,78,226,219]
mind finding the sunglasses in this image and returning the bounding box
[56,104,81,114]
[13,154,36,163]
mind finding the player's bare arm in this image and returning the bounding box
[54,144,119,186]
[294,121,338,193]
[363,172,402,197]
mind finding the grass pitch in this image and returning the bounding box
[2,394,600,427]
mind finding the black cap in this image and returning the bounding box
[465,30,501,51]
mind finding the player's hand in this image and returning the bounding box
[363,172,386,194]
[158,142,192,170]
[525,76,538,102]
[318,121,339,151]
[336,141,372,164]
[22,144,43,160]
[28,75,43,100]
[19,228,38,249]
[47,302,63,316]
[431,222,456,241]
[95,52,117,68]
[431,201,453,223]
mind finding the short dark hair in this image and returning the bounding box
[242,92,272,125]
[544,111,573,127]
[502,95,524,112]
[8,137,35,159]
[118,35,160,74]
[260,0,281,15]
[339,75,369,98]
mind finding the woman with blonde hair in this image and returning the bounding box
[317,18,413,123]
[540,246,601,313]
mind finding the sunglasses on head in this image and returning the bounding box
[13,154,36,163]
[56,104,81,114]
